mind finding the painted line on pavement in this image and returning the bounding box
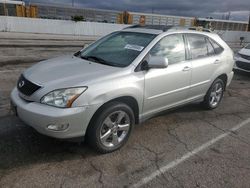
[132,118,250,188]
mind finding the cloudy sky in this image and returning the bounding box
[25,0,250,21]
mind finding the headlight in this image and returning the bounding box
[234,52,240,60]
[41,87,87,108]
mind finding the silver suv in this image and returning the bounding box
[11,25,234,153]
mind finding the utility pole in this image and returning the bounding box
[248,13,250,32]
[228,11,231,20]
[3,0,8,16]
[151,8,154,24]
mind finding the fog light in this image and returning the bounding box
[47,123,69,131]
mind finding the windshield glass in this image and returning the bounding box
[245,44,250,49]
[79,32,156,67]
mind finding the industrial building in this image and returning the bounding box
[0,0,249,31]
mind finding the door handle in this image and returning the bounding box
[214,59,220,64]
[182,66,191,71]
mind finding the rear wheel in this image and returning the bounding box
[202,78,224,110]
[87,102,134,153]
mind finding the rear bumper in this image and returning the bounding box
[226,71,234,87]
[10,88,98,139]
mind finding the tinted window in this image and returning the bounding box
[150,34,185,65]
[187,34,208,59]
[245,44,250,49]
[206,38,215,56]
[209,38,224,54]
[80,32,156,67]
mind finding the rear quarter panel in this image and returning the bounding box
[210,34,234,86]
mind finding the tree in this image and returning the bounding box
[71,15,85,22]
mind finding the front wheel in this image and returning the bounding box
[202,78,224,110]
[86,102,135,153]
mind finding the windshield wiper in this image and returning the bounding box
[81,55,112,66]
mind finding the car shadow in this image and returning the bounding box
[234,69,250,80]
[0,115,99,172]
[0,103,205,173]
[1,69,247,174]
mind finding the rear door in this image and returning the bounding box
[185,34,221,99]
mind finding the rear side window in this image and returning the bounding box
[206,38,215,56]
[209,38,224,54]
[187,34,208,59]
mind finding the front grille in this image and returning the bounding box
[17,74,41,96]
[236,61,250,71]
[239,53,250,61]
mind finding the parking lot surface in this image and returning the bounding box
[0,32,97,66]
[0,31,250,187]
[0,58,250,188]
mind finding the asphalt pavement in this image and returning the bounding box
[0,62,250,187]
[0,32,250,187]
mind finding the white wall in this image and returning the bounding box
[0,16,249,44]
[0,16,127,36]
[217,30,250,43]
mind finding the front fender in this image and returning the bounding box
[73,72,145,114]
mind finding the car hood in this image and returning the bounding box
[239,48,250,56]
[23,55,122,87]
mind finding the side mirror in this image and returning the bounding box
[148,56,168,69]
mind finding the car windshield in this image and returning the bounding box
[78,31,157,67]
[245,44,250,49]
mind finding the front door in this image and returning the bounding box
[143,34,192,117]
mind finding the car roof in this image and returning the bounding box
[123,24,213,35]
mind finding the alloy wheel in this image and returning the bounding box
[100,110,131,148]
[209,82,223,107]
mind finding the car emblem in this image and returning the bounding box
[18,80,25,88]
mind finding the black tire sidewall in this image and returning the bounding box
[87,102,135,153]
[204,78,225,109]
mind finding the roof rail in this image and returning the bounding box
[124,24,174,32]
[124,25,213,33]
[188,27,212,33]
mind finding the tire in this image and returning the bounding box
[202,78,225,110]
[86,101,135,154]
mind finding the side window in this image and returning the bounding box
[149,34,185,65]
[187,34,208,59]
[209,38,224,54]
[206,38,215,56]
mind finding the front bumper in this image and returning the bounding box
[10,88,98,139]
[234,57,250,73]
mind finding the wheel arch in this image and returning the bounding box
[87,96,140,133]
[217,74,228,90]
[204,73,228,99]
